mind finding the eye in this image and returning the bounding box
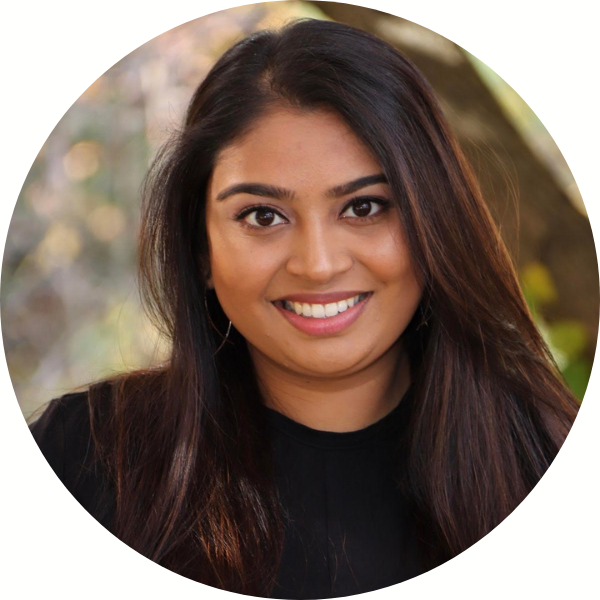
[340,197,389,220]
[237,206,287,228]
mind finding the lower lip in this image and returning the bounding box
[273,294,372,336]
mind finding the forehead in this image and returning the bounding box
[210,108,382,193]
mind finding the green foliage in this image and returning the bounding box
[520,261,590,401]
[521,262,558,308]
[547,320,588,363]
[561,359,591,401]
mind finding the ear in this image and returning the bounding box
[199,252,213,289]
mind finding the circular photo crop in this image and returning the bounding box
[2,2,597,599]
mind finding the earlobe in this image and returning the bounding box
[199,253,213,289]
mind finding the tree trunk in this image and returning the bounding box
[312,2,598,362]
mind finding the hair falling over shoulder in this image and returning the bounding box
[88,19,579,595]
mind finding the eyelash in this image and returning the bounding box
[234,197,391,230]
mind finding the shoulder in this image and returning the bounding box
[29,383,115,527]
[30,391,93,479]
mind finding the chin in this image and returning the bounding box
[284,350,373,379]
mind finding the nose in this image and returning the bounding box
[285,219,353,284]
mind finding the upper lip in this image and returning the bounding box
[274,291,370,304]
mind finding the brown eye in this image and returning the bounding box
[340,197,389,220]
[255,208,275,226]
[239,206,286,228]
[351,199,372,217]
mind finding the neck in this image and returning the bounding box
[250,340,411,432]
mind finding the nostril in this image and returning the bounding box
[285,248,353,282]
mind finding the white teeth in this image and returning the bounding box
[311,304,325,318]
[324,302,338,317]
[280,293,367,319]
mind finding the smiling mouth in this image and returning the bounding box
[273,292,371,319]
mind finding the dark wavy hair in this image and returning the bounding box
[89,18,579,595]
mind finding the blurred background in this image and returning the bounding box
[2,1,597,418]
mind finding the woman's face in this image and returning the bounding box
[206,107,423,379]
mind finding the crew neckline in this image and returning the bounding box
[263,385,413,450]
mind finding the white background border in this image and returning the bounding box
[1,1,598,598]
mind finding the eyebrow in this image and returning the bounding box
[326,174,388,198]
[215,174,388,202]
[215,183,295,202]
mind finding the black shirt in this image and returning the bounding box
[30,389,421,598]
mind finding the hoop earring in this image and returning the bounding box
[204,290,233,356]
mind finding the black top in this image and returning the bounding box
[30,389,421,598]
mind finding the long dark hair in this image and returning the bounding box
[90,18,579,595]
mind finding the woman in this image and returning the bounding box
[31,18,579,598]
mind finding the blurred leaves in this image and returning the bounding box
[63,141,103,181]
[521,262,558,307]
[521,260,590,400]
[548,320,588,364]
[2,2,321,417]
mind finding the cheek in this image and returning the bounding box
[366,226,418,285]
[207,224,282,308]
[366,230,423,316]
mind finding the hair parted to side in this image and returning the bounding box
[89,18,579,595]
